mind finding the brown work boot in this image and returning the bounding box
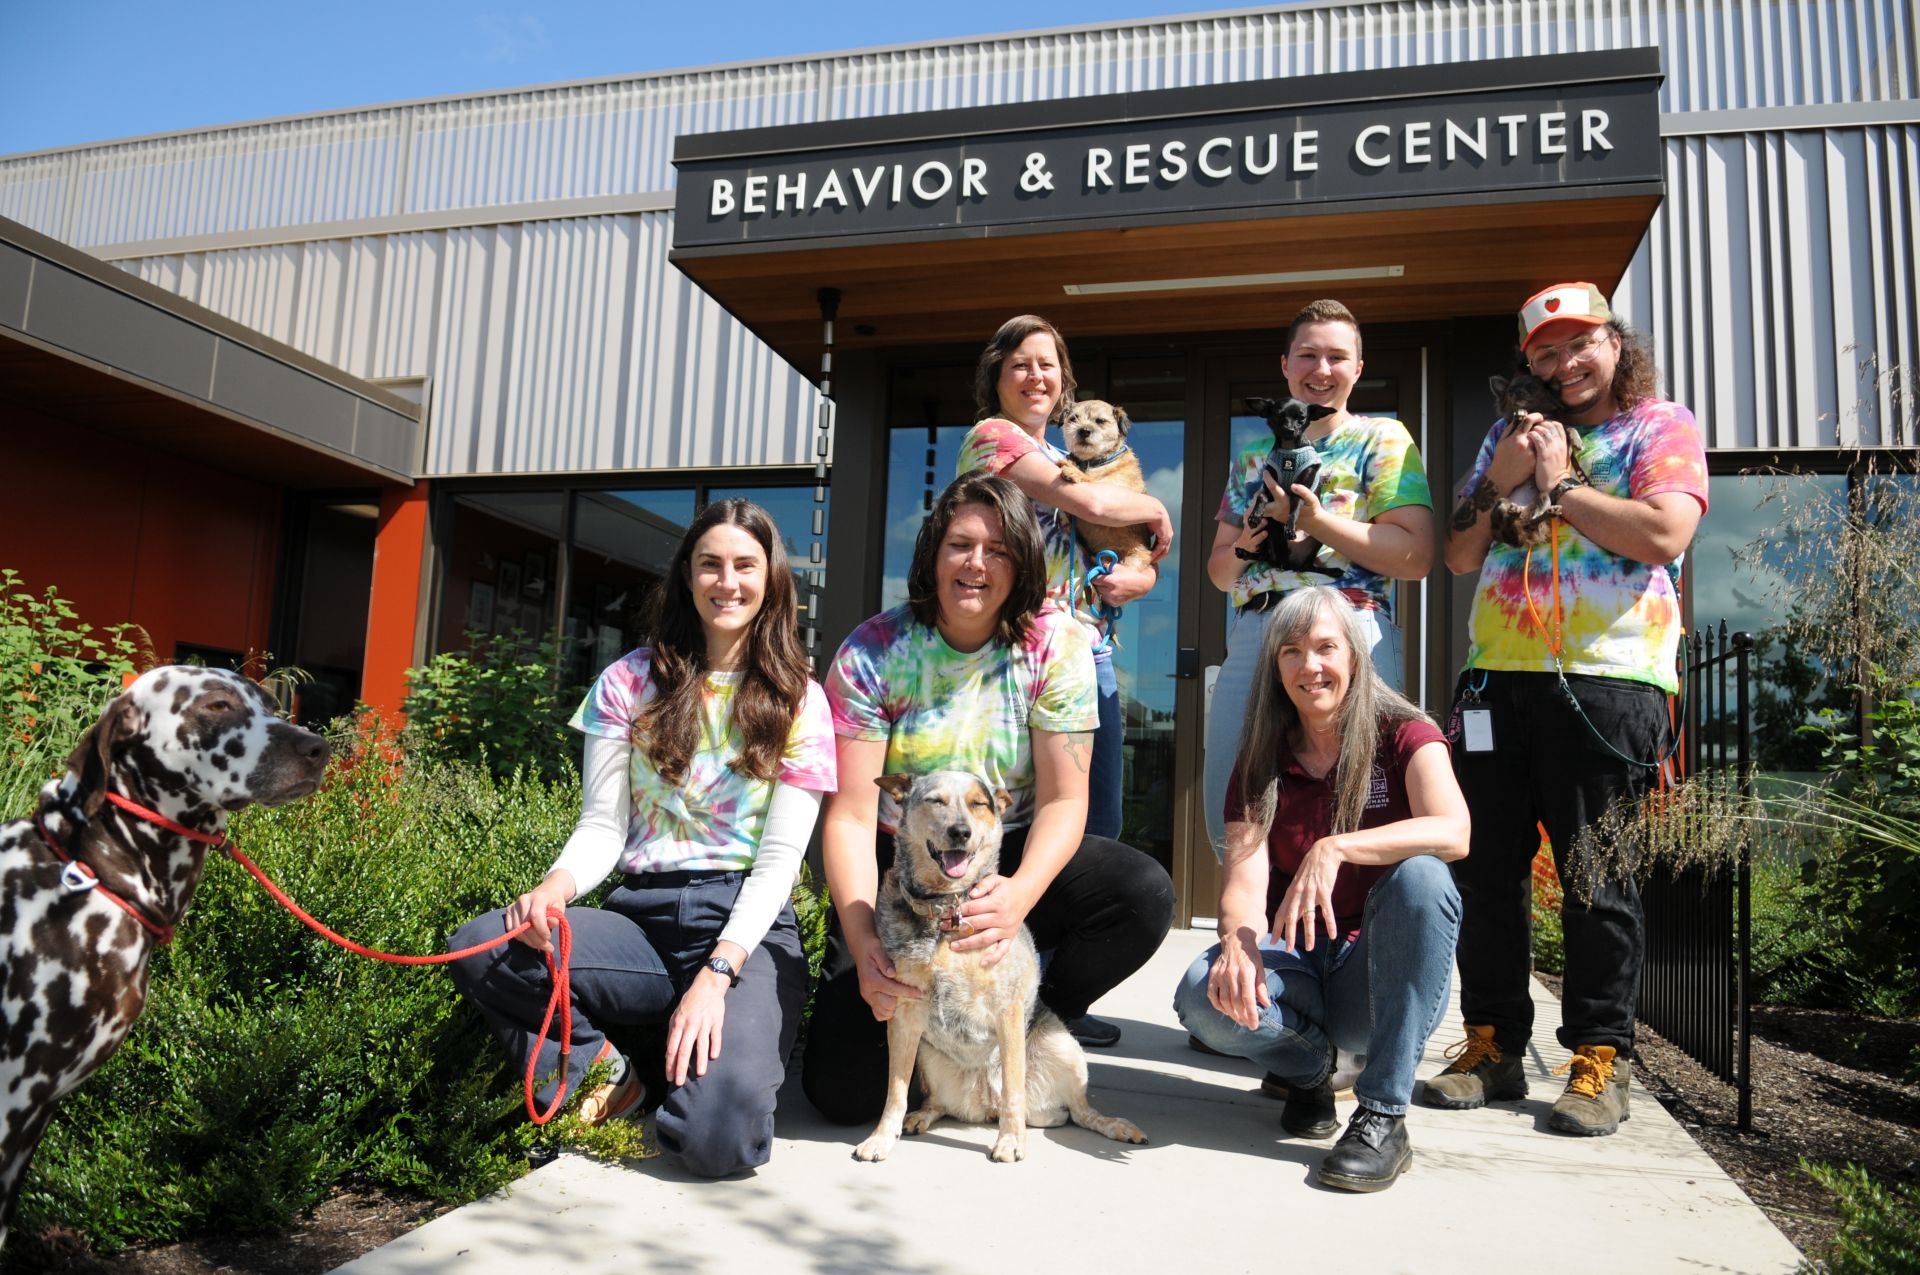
[1422,1024,1529,1109]
[1549,1045,1631,1136]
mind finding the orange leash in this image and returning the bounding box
[1521,521,1567,664]
[103,791,577,1125]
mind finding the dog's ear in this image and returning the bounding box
[875,773,916,802]
[1489,375,1510,401]
[1243,396,1275,418]
[993,788,1014,815]
[1112,405,1131,435]
[65,693,138,818]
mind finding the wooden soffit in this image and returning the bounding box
[671,50,1666,377]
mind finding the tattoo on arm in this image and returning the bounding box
[1450,477,1498,531]
[1063,735,1091,774]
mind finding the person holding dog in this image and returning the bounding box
[1424,284,1706,1137]
[956,316,1171,847]
[448,498,836,1178]
[801,471,1176,1125]
[1202,299,1434,867]
[1174,585,1468,1192]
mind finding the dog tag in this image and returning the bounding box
[1461,707,1496,753]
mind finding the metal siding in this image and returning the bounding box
[6,0,1916,472]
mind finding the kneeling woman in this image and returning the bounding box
[802,472,1175,1124]
[1174,586,1468,1192]
[450,499,836,1177]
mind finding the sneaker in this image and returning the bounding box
[1549,1045,1631,1136]
[577,1049,646,1126]
[1066,1015,1122,1048]
[1316,1107,1411,1192]
[1422,1024,1528,1109]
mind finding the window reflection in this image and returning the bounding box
[567,489,696,685]
[438,492,565,654]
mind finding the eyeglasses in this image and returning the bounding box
[1526,327,1612,375]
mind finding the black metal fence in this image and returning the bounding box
[1637,623,1755,1129]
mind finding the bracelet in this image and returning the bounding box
[1548,474,1588,503]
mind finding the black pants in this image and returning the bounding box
[1448,669,1669,1056]
[448,870,807,1177]
[801,827,1174,1126]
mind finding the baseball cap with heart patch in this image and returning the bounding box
[1517,282,1612,351]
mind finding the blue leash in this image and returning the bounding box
[1069,531,1122,654]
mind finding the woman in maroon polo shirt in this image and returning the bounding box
[1174,585,1469,1193]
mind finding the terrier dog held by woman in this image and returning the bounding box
[1055,398,1156,574]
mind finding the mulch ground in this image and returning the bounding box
[11,997,1918,1272]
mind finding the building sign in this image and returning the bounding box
[673,55,1663,249]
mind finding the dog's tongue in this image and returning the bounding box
[938,848,971,879]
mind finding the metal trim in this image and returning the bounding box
[671,48,1665,162]
[1661,100,1920,136]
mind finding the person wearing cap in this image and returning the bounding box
[1425,283,1707,1136]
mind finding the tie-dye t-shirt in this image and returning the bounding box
[826,603,1097,835]
[569,649,838,873]
[957,418,1100,632]
[1456,400,1708,692]
[1216,415,1431,614]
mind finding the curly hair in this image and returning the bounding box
[905,472,1049,647]
[635,498,809,786]
[1515,317,1661,412]
[972,314,1077,425]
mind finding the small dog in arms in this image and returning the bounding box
[853,771,1146,1164]
[1466,374,1587,548]
[1055,398,1156,575]
[1237,396,1342,577]
[0,667,329,1246]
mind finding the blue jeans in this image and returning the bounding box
[449,870,807,1177]
[1173,856,1460,1114]
[1088,648,1123,840]
[1204,599,1404,861]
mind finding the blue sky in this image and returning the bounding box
[0,0,1217,156]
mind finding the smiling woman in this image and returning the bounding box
[801,471,1175,1124]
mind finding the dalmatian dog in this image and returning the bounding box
[0,666,330,1247]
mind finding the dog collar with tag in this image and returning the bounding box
[1069,443,1133,473]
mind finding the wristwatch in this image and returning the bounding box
[1548,473,1588,503]
[704,956,741,987]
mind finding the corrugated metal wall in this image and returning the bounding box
[5,0,1916,466]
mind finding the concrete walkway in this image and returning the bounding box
[337,929,1802,1274]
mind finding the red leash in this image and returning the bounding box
[96,791,577,1125]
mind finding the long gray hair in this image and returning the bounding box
[1232,587,1433,836]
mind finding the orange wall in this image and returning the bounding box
[1,404,279,666]
[360,483,431,718]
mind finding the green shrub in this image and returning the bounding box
[13,720,580,1252]
[1531,843,1565,977]
[0,569,144,819]
[1799,1161,1920,1274]
[401,631,581,779]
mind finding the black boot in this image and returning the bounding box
[1278,1073,1339,1139]
[1317,1107,1411,1192]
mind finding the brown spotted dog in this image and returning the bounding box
[1055,398,1156,575]
[853,771,1146,1165]
[1451,375,1588,548]
[0,666,329,1247]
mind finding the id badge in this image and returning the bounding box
[1461,707,1496,753]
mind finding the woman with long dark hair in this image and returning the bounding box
[800,471,1174,1124]
[1174,586,1468,1192]
[449,498,836,1177]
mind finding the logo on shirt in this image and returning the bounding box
[1366,765,1389,810]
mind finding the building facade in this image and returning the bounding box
[3,0,1915,918]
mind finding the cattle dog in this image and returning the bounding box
[853,771,1146,1164]
[1056,398,1157,576]
[0,667,330,1246]
[1454,374,1588,548]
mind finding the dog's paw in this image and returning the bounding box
[1103,1117,1148,1145]
[852,1133,897,1162]
[989,1132,1027,1163]
[903,1108,943,1136]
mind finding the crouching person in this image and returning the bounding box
[1175,586,1468,1192]
[449,499,836,1176]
